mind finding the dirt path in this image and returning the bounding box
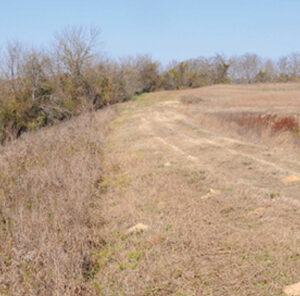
[96,93,300,296]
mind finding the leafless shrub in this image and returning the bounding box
[54,25,100,78]
[180,95,204,104]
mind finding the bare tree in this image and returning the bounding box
[277,56,290,81]
[1,41,24,96]
[263,59,277,79]
[5,41,23,80]
[228,56,241,83]
[278,56,289,74]
[54,26,100,79]
[288,52,300,80]
[228,54,261,83]
[240,53,261,83]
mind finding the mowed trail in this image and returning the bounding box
[97,90,300,296]
[142,107,300,202]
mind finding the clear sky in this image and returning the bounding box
[0,0,299,64]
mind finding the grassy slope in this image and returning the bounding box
[0,107,116,295]
[1,83,300,296]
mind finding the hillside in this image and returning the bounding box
[1,83,300,295]
[0,107,116,295]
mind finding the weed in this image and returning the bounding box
[270,192,280,199]
[180,95,204,104]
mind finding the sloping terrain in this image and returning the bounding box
[0,108,116,295]
[97,84,300,295]
[1,83,300,296]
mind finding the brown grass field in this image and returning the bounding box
[1,83,300,295]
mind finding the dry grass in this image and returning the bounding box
[0,107,116,295]
[95,85,300,295]
[180,95,204,104]
[174,83,300,151]
[1,83,300,296]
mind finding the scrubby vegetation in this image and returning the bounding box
[1,49,300,295]
[1,26,300,143]
[0,107,116,295]
[0,27,162,143]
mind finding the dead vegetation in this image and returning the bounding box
[1,26,300,145]
[0,107,116,295]
[0,27,162,144]
[95,84,300,295]
[210,111,299,141]
[180,95,204,104]
[1,83,300,295]
[175,83,300,151]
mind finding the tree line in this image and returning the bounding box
[0,26,299,143]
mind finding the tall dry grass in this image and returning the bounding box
[0,107,116,295]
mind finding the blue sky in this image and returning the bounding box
[0,0,299,64]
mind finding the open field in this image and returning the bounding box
[1,83,300,295]
[98,83,300,295]
[177,83,300,151]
